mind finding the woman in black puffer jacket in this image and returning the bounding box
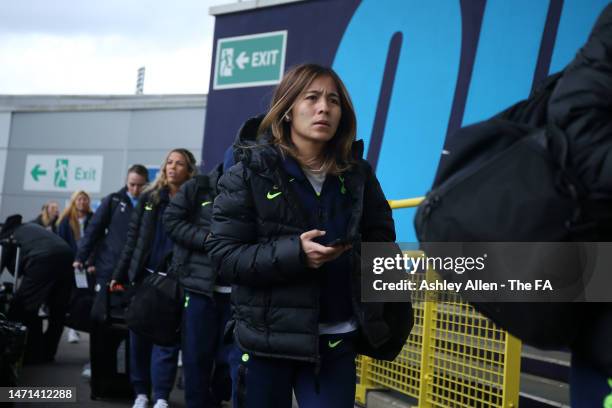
[111,148,197,408]
[164,163,233,407]
[205,64,413,408]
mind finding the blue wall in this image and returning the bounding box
[202,0,610,241]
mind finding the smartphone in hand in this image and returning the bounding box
[328,237,352,247]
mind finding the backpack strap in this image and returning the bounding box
[108,193,122,216]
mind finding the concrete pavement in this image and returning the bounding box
[16,329,187,408]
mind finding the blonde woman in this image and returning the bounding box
[111,148,197,408]
[57,191,93,254]
[57,190,93,345]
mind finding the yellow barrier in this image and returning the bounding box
[356,199,522,407]
[388,196,425,209]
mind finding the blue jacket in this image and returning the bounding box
[57,212,92,255]
[76,187,135,283]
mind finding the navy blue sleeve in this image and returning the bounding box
[112,198,144,283]
[57,218,76,253]
[76,194,114,262]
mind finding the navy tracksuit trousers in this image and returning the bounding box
[228,332,357,408]
[182,291,232,408]
[129,330,179,401]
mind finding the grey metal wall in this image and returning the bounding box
[0,102,205,221]
[0,112,10,217]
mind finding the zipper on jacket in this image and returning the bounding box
[263,291,271,340]
[314,286,321,394]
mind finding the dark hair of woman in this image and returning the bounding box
[258,64,357,175]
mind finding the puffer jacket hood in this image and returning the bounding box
[233,115,280,174]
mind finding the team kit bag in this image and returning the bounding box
[415,120,588,348]
[90,283,134,328]
[125,255,183,347]
[64,266,95,333]
[415,70,612,351]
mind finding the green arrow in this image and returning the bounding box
[31,164,47,181]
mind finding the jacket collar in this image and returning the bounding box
[233,115,279,179]
[282,155,307,182]
[160,187,172,203]
[206,162,224,193]
[234,115,369,236]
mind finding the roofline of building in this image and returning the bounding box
[0,94,207,113]
[209,0,307,16]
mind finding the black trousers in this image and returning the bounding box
[8,254,73,363]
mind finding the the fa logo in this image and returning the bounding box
[535,280,553,291]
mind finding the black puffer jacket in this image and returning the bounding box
[112,188,170,284]
[549,3,612,198]
[206,117,413,363]
[164,166,222,296]
[548,3,612,376]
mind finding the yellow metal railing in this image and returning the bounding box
[388,196,425,209]
[356,198,522,407]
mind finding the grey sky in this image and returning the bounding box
[0,0,232,94]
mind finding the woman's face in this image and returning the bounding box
[75,194,89,213]
[165,152,190,186]
[289,74,342,148]
[47,202,59,219]
[126,172,147,198]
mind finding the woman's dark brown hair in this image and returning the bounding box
[258,64,357,174]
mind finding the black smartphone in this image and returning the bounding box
[328,237,352,247]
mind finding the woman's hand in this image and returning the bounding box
[109,280,125,292]
[299,229,352,269]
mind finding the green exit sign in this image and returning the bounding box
[213,30,287,90]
